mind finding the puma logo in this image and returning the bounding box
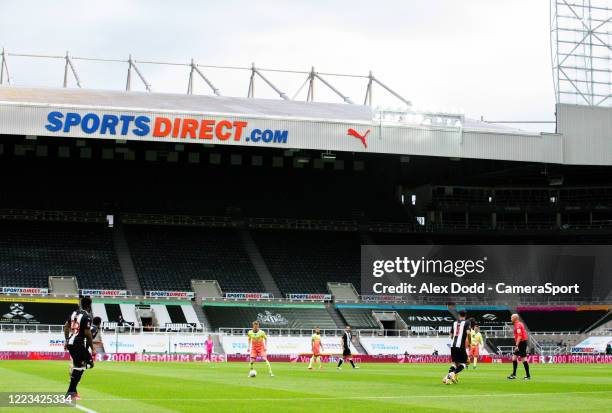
[347,128,370,148]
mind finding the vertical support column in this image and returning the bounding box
[307,67,315,102]
[491,212,497,230]
[126,54,133,91]
[247,62,255,98]
[427,211,436,225]
[63,51,70,88]
[465,212,469,229]
[364,70,373,106]
[556,212,562,228]
[187,58,195,94]
[1,48,10,85]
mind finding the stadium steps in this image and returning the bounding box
[353,336,368,355]
[212,333,224,355]
[191,300,212,331]
[49,276,78,295]
[112,224,143,295]
[239,229,282,297]
[325,302,346,329]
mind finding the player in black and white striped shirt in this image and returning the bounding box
[64,296,95,400]
[443,310,472,385]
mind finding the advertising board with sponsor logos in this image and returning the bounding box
[220,335,358,356]
[1,287,49,296]
[224,292,273,299]
[359,336,490,356]
[0,103,375,155]
[80,289,130,297]
[285,294,332,301]
[0,297,78,325]
[145,291,195,299]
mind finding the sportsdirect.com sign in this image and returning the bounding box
[45,111,289,145]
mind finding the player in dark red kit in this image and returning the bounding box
[508,313,531,380]
[64,296,96,400]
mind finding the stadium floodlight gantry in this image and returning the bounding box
[551,0,612,106]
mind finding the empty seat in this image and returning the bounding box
[203,303,336,330]
[126,225,263,292]
[0,221,123,289]
[253,229,361,294]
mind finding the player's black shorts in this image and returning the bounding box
[451,347,468,364]
[67,344,89,368]
[514,341,528,358]
[342,347,352,357]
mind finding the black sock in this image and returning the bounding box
[67,368,84,393]
[337,359,344,367]
[349,359,356,368]
[512,360,518,375]
[523,361,530,377]
[455,364,465,374]
[448,365,456,373]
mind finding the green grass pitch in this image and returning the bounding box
[0,361,611,412]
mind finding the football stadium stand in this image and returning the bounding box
[336,307,382,329]
[202,302,337,331]
[517,306,611,332]
[0,221,123,289]
[252,229,361,294]
[126,225,264,292]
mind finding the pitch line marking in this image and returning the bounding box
[81,390,612,402]
[75,403,100,413]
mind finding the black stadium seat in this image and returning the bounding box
[203,303,336,330]
[518,308,610,333]
[126,225,264,292]
[252,229,361,294]
[337,307,380,329]
[0,221,123,289]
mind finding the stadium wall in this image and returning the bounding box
[557,103,612,165]
[0,87,590,165]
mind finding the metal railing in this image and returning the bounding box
[0,324,208,334]
[219,328,344,337]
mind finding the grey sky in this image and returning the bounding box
[0,1,554,131]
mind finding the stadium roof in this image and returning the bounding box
[0,86,373,123]
[0,86,610,166]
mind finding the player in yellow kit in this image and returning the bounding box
[308,327,325,370]
[247,321,274,377]
[469,324,483,369]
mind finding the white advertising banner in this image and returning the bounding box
[0,332,65,352]
[359,337,489,356]
[0,87,569,164]
[0,104,373,154]
[0,332,212,354]
[104,333,210,354]
[221,335,357,355]
[572,336,612,353]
